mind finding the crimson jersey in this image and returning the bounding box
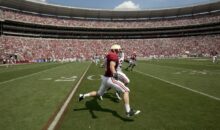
[104,52,119,77]
[131,54,137,61]
[211,51,218,56]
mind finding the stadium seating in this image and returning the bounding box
[1,8,220,28]
[1,7,220,63]
[1,35,220,62]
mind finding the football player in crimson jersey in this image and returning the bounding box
[211,50,218,63]
[100,48,130,101]
[79,44,140,117]
[125,51,137,71]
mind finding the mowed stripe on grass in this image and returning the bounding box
[136,60,220,98]
[0,62,90,130]
[134,70,220,101]
[59,62,220,130]
[0,63,63,85]
[0,63,62,83]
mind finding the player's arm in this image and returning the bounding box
[110,61,120,80]
[110,61,116,74]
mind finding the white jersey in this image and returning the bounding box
[117,52,124,72]
[117,52,130,85]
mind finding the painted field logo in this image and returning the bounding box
[87,75,103,80]
[173,70,207,75]
[55,76,78,82]
[39,76,78,82]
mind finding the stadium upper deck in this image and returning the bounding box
[0,0,220,20]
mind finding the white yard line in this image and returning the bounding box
[0,65,61,85]
[134,70,220,101]
[47,63,91,130]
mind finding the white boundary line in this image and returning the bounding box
[134,70,220,101]
[47,63,91,130]
[0,65,62,85]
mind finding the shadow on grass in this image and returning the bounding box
[73,97,133,122]
[103,92,121,103]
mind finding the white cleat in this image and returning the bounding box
[126,109,141,117]
[79,94,84,101]
[99,96,103,100]
[115,92,122,100]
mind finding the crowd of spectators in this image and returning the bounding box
[1,35,220,62]
[0,9,3,21]
[1,7,220,63]
[1,8,220,28]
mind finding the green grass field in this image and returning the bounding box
[0,59,220,130]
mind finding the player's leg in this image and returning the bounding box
[131,61,136,71]
[213,56,215,63]
[79,91,97,101]
[214,56,217,63]
[117,71,130,85]
[98,76,113,100]
[131,64,136,71]
[116,71,130,100]
[122,91,140,117]
[125,60,132,71]
[79,76,108,101]
[108,78,140,117]
[115,90,122,100]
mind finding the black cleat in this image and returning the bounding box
[79,94,84,101]
[126,109,141,117]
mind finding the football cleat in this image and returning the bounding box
[79,94,84,102]
[99,96,103,100]
[126,109,141,117]
[115,92,122,100]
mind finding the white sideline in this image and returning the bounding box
[47,63,91,130]
[0,65,62,85]
[134,70,220,101]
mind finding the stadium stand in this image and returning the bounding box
[0,0,220,63]
[1,35,220,62]
[1,8,220,28]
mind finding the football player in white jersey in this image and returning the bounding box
[93,54,100,66]
[115,48,130,100]
[211,50,218,64]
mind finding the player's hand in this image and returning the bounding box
[113,73,119,80]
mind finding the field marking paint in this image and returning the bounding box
[173,70,207,75]
[134,70,220,101]
[0,65,62,85]
[55,76,78,82]
[47,63,91,130]
[87,75,102,80]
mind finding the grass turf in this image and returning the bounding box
[59,59,220,130]
[0,59,220,130]
[0,62,90,130]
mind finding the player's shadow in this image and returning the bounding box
[73,97,133,122]
[103,93,121,103]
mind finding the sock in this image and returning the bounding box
[125,104,131,113]
[84,93,90,98]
